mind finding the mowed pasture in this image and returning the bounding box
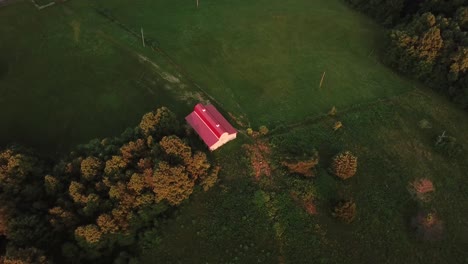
[1,0,420,154]
[97,0,415,126]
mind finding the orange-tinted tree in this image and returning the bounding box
[80,157,103,181]
[139,107,179,138]
[75,224,102,244]
[330,151,358,180]
[152,162,195,206]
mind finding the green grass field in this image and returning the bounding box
[1,0,420,154]
[142,90,468,264]
[1,0,467,263]
[0,2,185,156]
[97,0,417,127]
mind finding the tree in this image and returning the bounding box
[186,151,210,180]
[139,107,179,138]
[48,206,75,230]
[96,214,119,234]
[44,175,59,195]
[152,162,194,206]
[0,206,8,236]
[75,225,102,244]
[69,181,88,204]
[7,214,50,247]
[2,246,48,264]
[159,136,191,162]
[104,156,127,176]
[120,139,147,164]
[80,157,103,181]
[199,166,219,191]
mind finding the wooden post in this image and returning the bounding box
[141,27,145,47]
[319,71,326,89]
[196,0,199,8]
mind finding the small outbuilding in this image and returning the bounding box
[185,103,237,151]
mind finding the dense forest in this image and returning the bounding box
[0,107,219,263]
[346,0,468,109]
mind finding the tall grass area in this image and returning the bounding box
[97,0,418,126]
[143,91,468,263]
[0,2,183,156]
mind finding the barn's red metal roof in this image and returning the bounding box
[185,103,237,148]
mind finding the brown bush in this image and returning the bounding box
[332,199,356,223]
[331,151,357,179]
[408,178,435,202]
[282,155,319,177]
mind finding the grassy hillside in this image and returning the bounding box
[97,0,419,127]
[0,0,467,263]
[142,90,468,263]
[0,2,183,156]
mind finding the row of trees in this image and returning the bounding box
[346,0,467,109]
[0,107,219,263]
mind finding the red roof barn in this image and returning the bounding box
[185,103,237,151]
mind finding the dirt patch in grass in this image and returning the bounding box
[290,192,318,215]
[243,140,272,179]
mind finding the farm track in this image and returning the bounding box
[266,88,427,137]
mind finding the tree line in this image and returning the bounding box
[0,107,219,263]
[346,0,467,109]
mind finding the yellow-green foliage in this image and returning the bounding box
[75,224,102,244]
[159,136,191,161]
[104,156,127,175]
[1,247,48,264]
[139,107,177,136]
[199,166,220,191]
[48,206,75,228]
[152,162,195,206]
[96,214,119,234]
[68,181,87,204]
[80,156,103,181]
[259,126,269,135]
[44,175,59,195]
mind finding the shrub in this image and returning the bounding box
[418,119,432,129]
[328,106,337,116]
[411,211,444,241]
[259,126,269,136]
[282,151,319,177]
[332,199,356,223]
[332,121,343,131]
[330,151,357,179]
[408,178,435,202]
